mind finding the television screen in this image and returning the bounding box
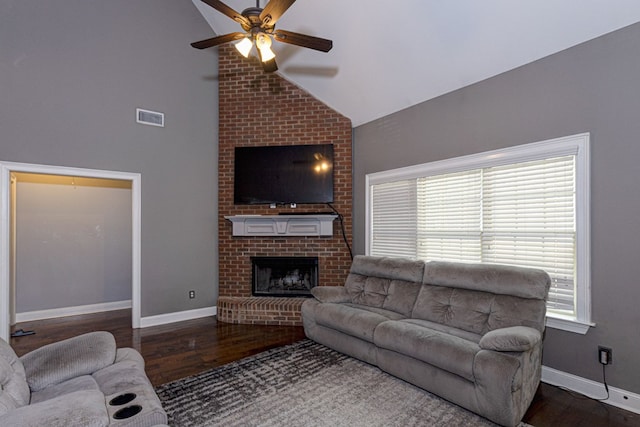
[234,144,334,205]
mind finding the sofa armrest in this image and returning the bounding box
[0,389,109,426]
[479,326,541,352]
[310,286,351,303]
[20,331,117,392]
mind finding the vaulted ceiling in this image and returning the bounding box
[193,0,640,127]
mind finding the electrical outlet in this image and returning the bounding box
[189,290,195,299]
[598,346,612,365]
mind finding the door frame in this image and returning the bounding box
[0,161,141,342]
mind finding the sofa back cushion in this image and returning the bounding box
[412,261,551,334]
[20,331,117,392]
[344,256,424,317]
[0,339,30,415]
[423,261,550,300]
[412,286,548,335]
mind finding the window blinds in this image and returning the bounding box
[481,156,576,315]
[370,179,417,258]
[369,155,576,317]
[416,170,482,263]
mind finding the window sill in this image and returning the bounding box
[546,315,594,334]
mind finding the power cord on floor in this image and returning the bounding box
[556,363,610,402]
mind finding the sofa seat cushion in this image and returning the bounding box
[343,303,407,321]
[0,389,109,427]
[29,375,99,404]
[114,347,145,369]
[92,362,152,397]
[314,302,405,342]
[374,320,480,382]
[400,319,482,344]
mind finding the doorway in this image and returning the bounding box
[0,162,141,341]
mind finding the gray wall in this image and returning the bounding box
[353,23,640,393]
[16,179,132,312]
[0,0,219,316]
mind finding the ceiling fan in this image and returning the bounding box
[191,0,333,73]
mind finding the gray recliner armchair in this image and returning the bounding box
[0,331,167,426]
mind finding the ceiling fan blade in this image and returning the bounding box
[191,32,246,50]
[273,29,333,52]
[259,0,296,27]
[200,0,251,28]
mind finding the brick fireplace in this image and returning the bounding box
[217,45,352,326]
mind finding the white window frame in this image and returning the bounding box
[365,133,592,334]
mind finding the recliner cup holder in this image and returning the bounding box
[113,405,143,419]
[109,393,137,406]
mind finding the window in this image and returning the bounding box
[366,133,591,333]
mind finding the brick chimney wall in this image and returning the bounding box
[217,45,352,324]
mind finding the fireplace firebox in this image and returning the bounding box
[251,256,318,297]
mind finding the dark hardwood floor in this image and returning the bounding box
[10,309,306,386]
[10,310,640,427]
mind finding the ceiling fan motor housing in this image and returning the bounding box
[241,7,274,32]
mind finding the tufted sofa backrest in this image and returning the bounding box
[412,261,551,334]
[343,256,551,334]
[344,255,424,317]
[0,338,31,415]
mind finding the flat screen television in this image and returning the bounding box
[234,144,334,205]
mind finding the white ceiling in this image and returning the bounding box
[193,0,640,127]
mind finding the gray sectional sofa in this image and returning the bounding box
[302,255,551,427]
[0,331,167,427]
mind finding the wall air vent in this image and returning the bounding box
[136,108,164,127]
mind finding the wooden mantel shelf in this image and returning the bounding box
[225,214,337,237]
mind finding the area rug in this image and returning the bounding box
[155,339,532,427]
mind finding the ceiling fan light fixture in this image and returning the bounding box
[256,33,276,62]
[234,37,253,58]
[190,0,333,72]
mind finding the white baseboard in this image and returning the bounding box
[139,306,217,328]
[17,303,217,328]
[542,365,640,414]
[16,300,132,323]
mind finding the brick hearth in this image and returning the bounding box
[217,45,352,325]
[217,296,307,326]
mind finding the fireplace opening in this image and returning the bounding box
[251,256,318,297]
